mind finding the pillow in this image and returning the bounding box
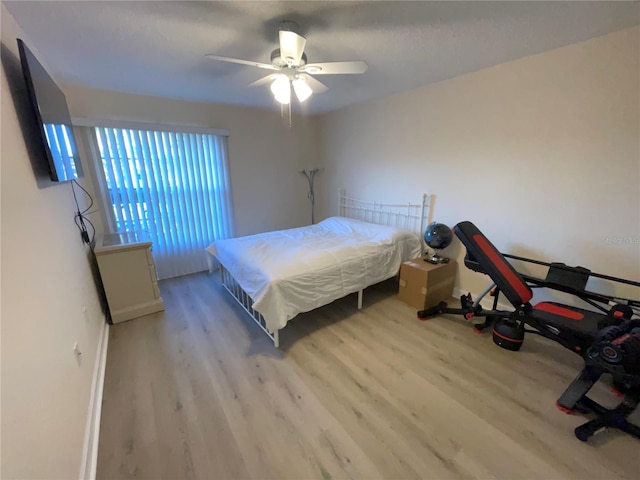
[318,216,417,243]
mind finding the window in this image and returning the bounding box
[90,126,234,279]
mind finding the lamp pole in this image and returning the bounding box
[301,168,319,224]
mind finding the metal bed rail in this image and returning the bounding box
[220,265,280,347]
[339,190,430,253]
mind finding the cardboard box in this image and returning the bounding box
[398,258,457,310]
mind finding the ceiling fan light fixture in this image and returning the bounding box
[271,75,291,104]
[292,77,313,103]
[275,93,291,105]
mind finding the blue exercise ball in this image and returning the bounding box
[424,222,453,250]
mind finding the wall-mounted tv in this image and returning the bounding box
[17,38,81,182]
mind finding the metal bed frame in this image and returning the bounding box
[219,191,431,347]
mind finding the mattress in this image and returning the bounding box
[206,216,421,333]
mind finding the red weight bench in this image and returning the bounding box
[417,221,640,442]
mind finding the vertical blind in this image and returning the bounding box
[92,126,234,279]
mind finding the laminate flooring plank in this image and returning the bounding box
[184,273,372,480]
[327,293,638,478]
[97,315,163,479]
[166,276,274,479]
[295,302,566,478]
[189,280,383,479]
[97,273,640,480]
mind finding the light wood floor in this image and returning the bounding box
[97,273,640,479]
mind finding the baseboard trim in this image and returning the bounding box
[79,320,109,480]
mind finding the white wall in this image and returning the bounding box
[318,27,640,302]
[1,4,106,478]
[64,86,321,238]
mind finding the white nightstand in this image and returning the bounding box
[94,232,165,323]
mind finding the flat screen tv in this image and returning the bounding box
[17,38,81,182]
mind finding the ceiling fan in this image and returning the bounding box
[206,21,368,105]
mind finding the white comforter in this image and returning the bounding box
[207,216,421,333]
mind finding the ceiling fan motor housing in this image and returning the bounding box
[271,49,307,68]
[279,20,301,34]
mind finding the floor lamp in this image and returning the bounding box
[300,168,319,224]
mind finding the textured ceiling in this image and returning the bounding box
[4,1,639,114]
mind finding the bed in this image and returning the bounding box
[206,192,430,347]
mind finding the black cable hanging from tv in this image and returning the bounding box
[71,179,95,246]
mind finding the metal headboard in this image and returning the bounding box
[339,190,431,238]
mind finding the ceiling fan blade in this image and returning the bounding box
[248,74,278,87]
[301,61,368,75]
[279,30,306,66]
[205,54,277,71]
[297,74,328,94]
